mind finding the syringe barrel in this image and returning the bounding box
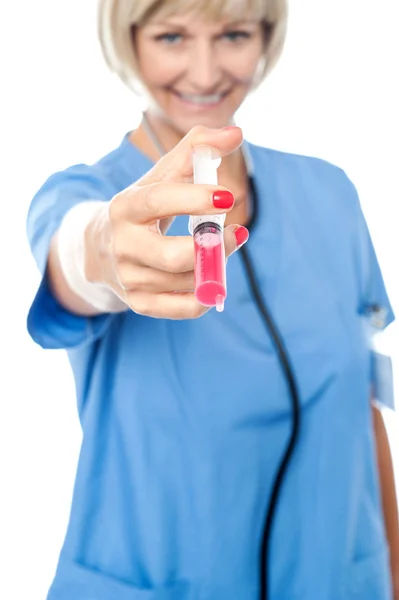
[190,146,227,311]
[193,222,226,310]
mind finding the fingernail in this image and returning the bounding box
[234,226,249,248]
[213,190,234,209]
[223,125,237,131]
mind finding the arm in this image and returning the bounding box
[42,126,247,322]
[47,201,127,317]
[372,403,399,597]
[48,232,101,316]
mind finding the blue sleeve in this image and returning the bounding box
[26,165,117,350]
[349,176,395,409]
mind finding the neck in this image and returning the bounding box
[144,112,184,154]
[129,111,184,161]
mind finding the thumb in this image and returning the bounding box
[138,125,244,186]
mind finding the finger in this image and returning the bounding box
[143,234,194,273]
[126,291,209,320]
[125,182,234,224]
[114,226,249,274]
[137,125,244,186]
[224,224,250,258]
[137,225,249,274]
[113,229,195,274]
[117,264,195,293]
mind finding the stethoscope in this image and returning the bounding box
[142,114,302,600]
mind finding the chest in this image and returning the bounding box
[119,188,370,431]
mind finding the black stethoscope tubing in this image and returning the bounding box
[243,175,302,600]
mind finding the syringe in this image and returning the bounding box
[189,146,227,312]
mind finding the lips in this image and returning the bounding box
[170,88,231,107]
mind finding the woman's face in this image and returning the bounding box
[134,12,265,133]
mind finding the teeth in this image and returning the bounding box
[179,93,223,105]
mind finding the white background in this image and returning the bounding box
[0,1,398,598]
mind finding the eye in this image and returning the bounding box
[154,32,183,45]
[223,30,252,42]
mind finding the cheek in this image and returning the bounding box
[139,48,183,88]
[225,42,264,82]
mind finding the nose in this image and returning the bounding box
[187,39,221,92]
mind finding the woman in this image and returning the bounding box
[26,0,398,598]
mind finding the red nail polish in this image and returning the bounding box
[234,226,249,248]
[212,190,234,209]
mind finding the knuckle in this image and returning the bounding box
[129,295,151,317]
[161,244,183,273]
[109,185,142,223]
[189,125,208,139]
[143,183,161,218]
[108,193,124,224]
[188,301,207,320]
[117,266,141,292]
[111,232,127,262]
[111,224,140,263]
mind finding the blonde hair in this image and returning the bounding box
[98,0,288,92]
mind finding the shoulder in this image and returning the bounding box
[35,134,148,200]
[93,134,148,188]
[247,141,360,218]
[248,141,350,186]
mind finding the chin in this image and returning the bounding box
[167,111,235,135]
[148,88,246,134]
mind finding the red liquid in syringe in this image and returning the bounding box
[194,225,226,310]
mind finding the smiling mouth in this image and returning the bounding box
[170,89,231,107]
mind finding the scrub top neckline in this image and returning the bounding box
[118,132,273,230]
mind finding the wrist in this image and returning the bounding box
[83,201,110,284]
[57,201,127,313]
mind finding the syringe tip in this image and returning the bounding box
[215,295,225,312]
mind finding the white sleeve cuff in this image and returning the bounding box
[56,201,128,314]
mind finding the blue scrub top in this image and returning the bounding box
[27,135,395,600]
